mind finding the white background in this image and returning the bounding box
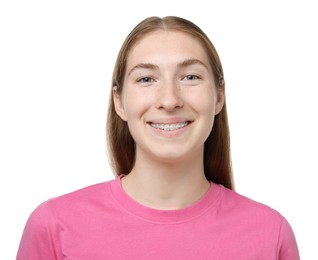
[1,0,317,259]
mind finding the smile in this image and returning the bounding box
[150,121,190,131]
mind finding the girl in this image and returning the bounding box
[17,16,300,259]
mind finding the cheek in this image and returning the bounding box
[123,91,152,120]
[190,90,216,116]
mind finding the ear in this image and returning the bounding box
[214,80,225,115]
[113,86,127,121]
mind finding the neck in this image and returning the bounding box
[121,152,210,210]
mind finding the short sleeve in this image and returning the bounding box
[16,201,61,260]
[277,216,300,260]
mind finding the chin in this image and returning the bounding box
[151,150,192,164]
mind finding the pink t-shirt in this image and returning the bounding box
[17,177,300,259]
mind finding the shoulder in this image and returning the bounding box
[215,184,299,256]
[17,180,117,259]
[216,183,284,221]
[48,180,111,204]
[212,183,291,239]
[29,180,114,222]
[208,184,300,258]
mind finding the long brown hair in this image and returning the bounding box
[107,16,234,190]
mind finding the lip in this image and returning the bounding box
[147,117,193,124]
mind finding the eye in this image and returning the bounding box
[137,76,154,83]
[183,74,200,81]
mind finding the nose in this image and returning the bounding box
[155,81,184,111]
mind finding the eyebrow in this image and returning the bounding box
[127,63,159,77]
[127,58,209,77]
[178,58,209,71]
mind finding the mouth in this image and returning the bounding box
[149,121,192,131]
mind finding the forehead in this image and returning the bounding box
[126,30,210,69]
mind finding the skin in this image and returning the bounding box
[113,30,225,210]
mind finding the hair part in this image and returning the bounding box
[107,16,234,190]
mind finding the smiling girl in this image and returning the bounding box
[17,16,300,259]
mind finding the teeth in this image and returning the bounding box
[150,122,189,131]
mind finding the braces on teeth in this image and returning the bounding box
[151,122,188,131]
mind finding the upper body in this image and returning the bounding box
[17,16,300,259]
[17,176,299,260]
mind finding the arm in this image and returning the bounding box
[277,216,300,260]
[16,201,61,260]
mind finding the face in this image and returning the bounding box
[114,30,224,164]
